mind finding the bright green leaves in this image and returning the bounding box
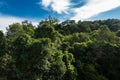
[48,51,66,80]
[90,25,119,43]
[6,21,35,42]
[13,33,32,47]
[35,19,61,42]
[63,51,77,80]
[7,23,24,41]
[1,18,120,80]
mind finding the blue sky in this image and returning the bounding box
[0,0,120,32]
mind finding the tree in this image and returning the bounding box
[22,20,35,37]
[77,21,92,32]
[91,25,119,43]
[55,20,78,35]
[63,51,77,80]
[35,18,62,42]
[1,18,120,80]
[6,23,24,41]
[0,31,6,56]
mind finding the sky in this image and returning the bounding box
[0,0,120,32]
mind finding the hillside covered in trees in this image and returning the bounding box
[0,18,120,80]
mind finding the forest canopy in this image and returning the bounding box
[0,18,120,80]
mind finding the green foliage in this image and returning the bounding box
[35,18,62,42]
[0,18,120,80]
[63,32,90,46]
[13,33,32,47]
[0,31,6,56]
[22,20,35,37]
[116,30,120,37]
[6,23,24,41]
[77,21,92,32]
[56,20,78,35]
[90,25,119,43]
[63,51,77,80]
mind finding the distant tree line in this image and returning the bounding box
[0,17,120,80]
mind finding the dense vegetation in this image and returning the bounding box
[0,17,120,80]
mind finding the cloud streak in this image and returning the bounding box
[1,0,120,32]
[0,14,38,33]
[0,14,24,32]
[71,0,120,21]
[41,0,120,21]
[41,0,71,14]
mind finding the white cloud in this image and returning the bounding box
[41,0,52,7]
[0,14,38,33]
[71,0,120,21]
[0,14,24,33]
[1,0,120,32]
[41,0,120,21]
[41,0,71,14]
